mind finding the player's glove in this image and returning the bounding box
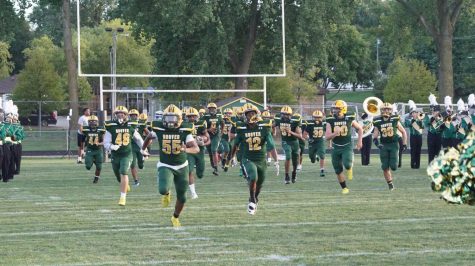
[196,136,205,146]
[274,161,280,176]
[110,144,120,151]
[373,138,383,149]
[402,144,407,151]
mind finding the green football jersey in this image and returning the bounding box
[373,116,399,143]
[305,120,326,142]
[234,123,275,162]
[150,121,194,165]
[203,113,223,136]
[326,113,355,146]
[221,116,235,141]
[192,119,207,137]
[274,116,301,142]
[137,119,149,138]
[83,126,106,150]
[105,120,137,155]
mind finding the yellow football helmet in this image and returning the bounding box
[128,109,140,116]
[198,108,206,117]
[281,105,293,115]
[186,107,199,122]
[207,102,217,109]
[114,106,129,114]
[381,102,393,117]
[312,110,324,118]
[138,113,148,121]
[223,108,234,117]
[332,100,347,116]
[88,115,98,127]
[243,103,259,124]
[262,110,271,119]
[207,102,217,115]
[163,104,183,129]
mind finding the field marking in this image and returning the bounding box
[0,198,436,216]
[52,248,475,266]
[1,215,474,237]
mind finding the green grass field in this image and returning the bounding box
[1,155,474,265]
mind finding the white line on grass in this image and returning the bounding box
[0,198,436,216]
[54,248,475,266]
[1,215,474,237]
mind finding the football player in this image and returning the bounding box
[186,107,210,199]
[203,103,223,175]
[261,110,275,165]
[274,106,302,184]
[220,108,235,168]
[82,115,106,183]
[303,110,326,177]
[325,100,363,194]
[143,104,200,227]
[104,106,146,206]
[373,103,407,190]
[226,103,279,215]
[128,109,143,187]
[293,113,306,171]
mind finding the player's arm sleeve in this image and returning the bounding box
[266,130,275,150]
[104,131,112,151]
[133,130,144,148]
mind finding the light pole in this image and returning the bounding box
[105,27,125,112]
[376,38,381,74]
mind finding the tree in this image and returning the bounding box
[13,41,65,116]
[395,0,468,98]
[384,57,437,103]
[0,42,14,79]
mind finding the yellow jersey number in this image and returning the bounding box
[246,137,262,151]
[114,132,130,146]
[280,125,290,136]
[88,135,100,146]
[333,125,348,136]
[162,139,182,155]
[381,127,394,138]
[312,128,324,138]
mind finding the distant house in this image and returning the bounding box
[216,97,264,114]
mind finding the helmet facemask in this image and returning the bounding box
[163,114,181,129]
[245,110,259,125]
[89,120,98,129]
[382,107,392,118]
[208,107,217,115]
[115,112,127,123]
[187,114,198,123]
[281,113,291,122]
[129,114,138,122]
[332,107,342,117]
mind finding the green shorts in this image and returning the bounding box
[308,140,325,163]
[85,148,103,171]
[282,139,299,162]
[331,145,353,175]
[111,152,133,182]
[131,144,144,169]
[208,135,221,153]
[298,139,305,154]
[379,142,399,171]
[188,148,205,179]
[158,165,189,204]
[220,139,231,153]
[242,159,267,187]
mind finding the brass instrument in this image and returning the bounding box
[418,112,425,120]
[363,97,384,117]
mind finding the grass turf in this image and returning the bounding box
[0,155,473,265]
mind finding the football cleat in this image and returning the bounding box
[320,169,325,177]
[284,175,291,184]
[346,168,353,181]
[162,192,171,208]
[247,202,257,215]
[291,172,297,183]
[388,182,395,191]
[297,164,302,171]
[127,184,131,192]
[134,179,140,187]
[213,167,219,176]
[118,196,126,206]
[171,216,181,228]
[93,176,99,184]
[77,160,83,164]
[341,188,350,194]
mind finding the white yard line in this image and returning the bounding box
[1,215,474,237]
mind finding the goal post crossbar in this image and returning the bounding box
[98,76,269,111]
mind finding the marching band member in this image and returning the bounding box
[425,94,443,163]
[454,99,467,146]
[405,100,424,169]
[440,96,456,148]
[360,112,373,166]
[462,94,475,133]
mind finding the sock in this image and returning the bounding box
[77,156,81,161]
[120,192,126,198]
[292,171,297,179]
[387,180,394,189]
[189,184,196,194]
[173,212,179,218]
[339,181,347,189]
[320,168,325,172]
[95,176,100,179]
